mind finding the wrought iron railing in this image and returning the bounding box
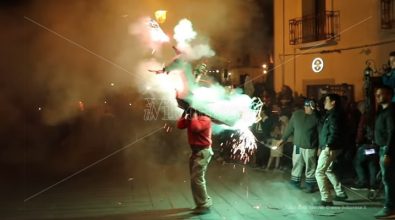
[289,11,340,45]
[381,0,395,29]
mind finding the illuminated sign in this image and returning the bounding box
[312,57,324,73]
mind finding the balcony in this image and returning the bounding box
[289,11,340,46]
[381,0,395,29]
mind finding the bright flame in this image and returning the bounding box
[155,10,167,24]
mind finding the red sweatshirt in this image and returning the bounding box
[177,114,212,148]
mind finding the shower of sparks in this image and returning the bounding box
[163,123,173,133]
[223,129,257,164]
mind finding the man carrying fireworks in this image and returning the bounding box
[177,107,213,215]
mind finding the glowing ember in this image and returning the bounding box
[154,10,167,24]
[78,101,84,111]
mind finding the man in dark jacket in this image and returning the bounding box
[177,108,213,215]
[315,94,348,206]
[374,86,395,219]
[278,99,319,192]
[382,51,395,102]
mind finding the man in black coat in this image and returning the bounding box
[374,86,395,219]
[315,94,348,206]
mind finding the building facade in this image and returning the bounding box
[274,0,395,100]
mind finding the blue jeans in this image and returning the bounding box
[354,145,379,187]
[379,146,395,209]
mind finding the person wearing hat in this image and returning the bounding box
[277,98,320,193]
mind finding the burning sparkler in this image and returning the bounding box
[222,129,257,164]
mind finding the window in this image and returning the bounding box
[289,11,340,45]
[289,0,340,45]
[381,0,395,29]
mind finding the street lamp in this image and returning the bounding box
[364,60,374,76]
[262,63,268,74]
[262,64,267,69]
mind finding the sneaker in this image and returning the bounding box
[304,183,317,193]
[303,187,316,193]
[313,200,334,207]
[368,189,379,200]
[374,207,395,219]
[192,206,211,215]
[289,180,301,189]
[333,194,348,201]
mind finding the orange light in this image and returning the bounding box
[78,101,85,111]
[155,10,167,24]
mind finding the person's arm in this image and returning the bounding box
[355,114,367,145]
[190,114,211,132]
[385,108,395,157]
[281,113,295,142]
[326,113,341,150]
[176,110,189,129]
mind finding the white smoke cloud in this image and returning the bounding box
[173,18,215,61]
[183,43,216,60]
[129,16,169,52]
[173,18,197,43]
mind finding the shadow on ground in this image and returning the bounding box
[50,208,202,220]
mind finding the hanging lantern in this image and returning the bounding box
[155,10,167,24]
